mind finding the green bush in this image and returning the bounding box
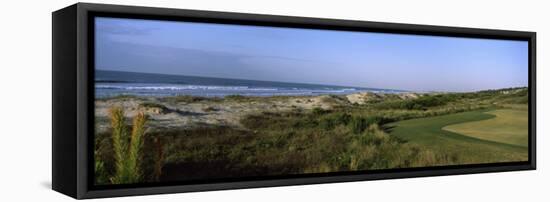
[312,107,328,115]
[374,94,454,110]
[163,95,206,103]
[332,113,352,125]
[350,116,367,134]
[319,116,336,130]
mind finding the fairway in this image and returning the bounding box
[443,109,528,147]
[387,110,528,164]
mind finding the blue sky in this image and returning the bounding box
[95,17,528,92]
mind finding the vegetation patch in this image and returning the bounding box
[94,87,529,184]
[225,94,252,102]
[161,95,218,103]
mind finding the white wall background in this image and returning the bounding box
[0,0,546,201]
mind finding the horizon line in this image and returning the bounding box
[95,68,406,92]
[95,68,526,93]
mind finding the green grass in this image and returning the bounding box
[387,109,528,164]
[443,109,528,147]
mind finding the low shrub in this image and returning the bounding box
[162,95,208,103]
[225,94,250,101]
[312,107,328,115]
[350,116,368,134]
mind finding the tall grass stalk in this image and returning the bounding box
[108,107,147,184]
[153,137,165,181]
[128,111,147,182]
[94,150,108,184]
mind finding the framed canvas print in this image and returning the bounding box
[52,3,536,199]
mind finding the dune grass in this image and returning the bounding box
[108,107,148,184]
[155,109,460,182]
[443,109,528,147]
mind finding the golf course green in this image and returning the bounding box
[387,109,528,164]
[443,109,528,147]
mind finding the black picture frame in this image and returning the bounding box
[52,3,536,199]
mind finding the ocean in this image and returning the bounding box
[95,70,402,98]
